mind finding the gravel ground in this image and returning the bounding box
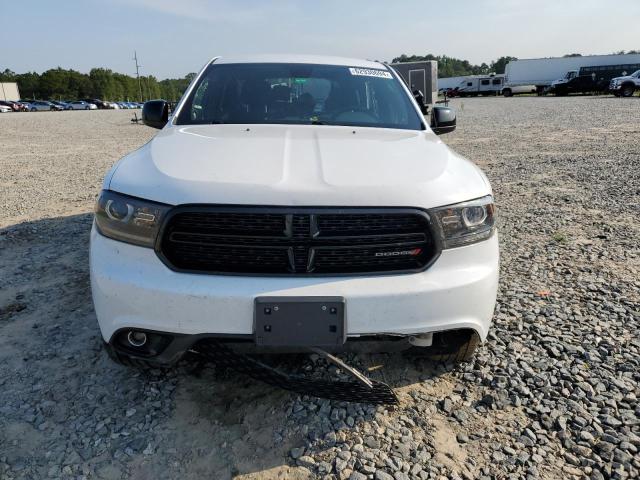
[0,99,639,480]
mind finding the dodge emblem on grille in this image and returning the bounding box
[375,248,422,257]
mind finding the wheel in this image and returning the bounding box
[406,330,480,364]
[502,88,513,97]
[85,106,90,110]
[621,84,635,97]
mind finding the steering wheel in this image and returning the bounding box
[331,108,378,123]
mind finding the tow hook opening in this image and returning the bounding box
[408,333,433,347]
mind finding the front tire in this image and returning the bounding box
[407,330,480,364]
[502,88,513,97]
[621,84,635,97]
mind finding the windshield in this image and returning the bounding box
[175,63,424,130]
[633,70,640,78]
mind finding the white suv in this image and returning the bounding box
[90,55,498,369]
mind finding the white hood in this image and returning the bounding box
[107,124,490,209]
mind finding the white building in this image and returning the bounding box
[1,82,20,101]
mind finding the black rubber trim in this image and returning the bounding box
[153,204,443,277]
[195,340,399,405]
[107,328,244,366]
[106,330,399,404]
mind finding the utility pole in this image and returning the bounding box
[133,51,143,102]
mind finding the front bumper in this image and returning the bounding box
[90,225,498,355]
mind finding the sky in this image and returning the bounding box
[2,0,639,79]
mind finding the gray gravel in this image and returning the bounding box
[0,99,639,479]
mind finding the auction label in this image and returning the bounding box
[349,68,393,79]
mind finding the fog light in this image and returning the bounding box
[127,331,147,347]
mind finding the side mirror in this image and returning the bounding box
[142,100,168,129]
[431,106,456,135]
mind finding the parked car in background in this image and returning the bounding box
[81,98,110,109]
[501,84,537,96]
[0,100,24,112]
[610,69,640,97]
[50,100,70,110]
[18,100,35,111]
[29,100,62,111]
[0,104,11,113]
[67,101,98,110]
[12,101,30,111]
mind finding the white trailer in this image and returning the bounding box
[451,74,504,96]
[437,76,468,92]
[504,53,640,93]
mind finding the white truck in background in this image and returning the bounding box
[503,53,640,96]
[609,69,640,97]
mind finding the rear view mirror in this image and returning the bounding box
[142,100,169,129]
[431,106,456,135]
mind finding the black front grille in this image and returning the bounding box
[158,207,438,275]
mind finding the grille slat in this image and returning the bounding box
[159,208,436,275]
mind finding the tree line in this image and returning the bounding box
[0,67,195,102]
[392,54,518,77]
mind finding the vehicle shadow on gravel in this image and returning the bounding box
[0,213,456,480]
[158,352,455,479]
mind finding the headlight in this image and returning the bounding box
[431,195,496,248]
[94,190,170,247]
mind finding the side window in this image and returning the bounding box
[492,78,502,85]
[467,82,472,87]
[481,79,490,86]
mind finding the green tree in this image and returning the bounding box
[393,53,523,77]
[0,69,17,82]
[15,72,41,99]
[490,56,518,74]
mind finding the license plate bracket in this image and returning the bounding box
[254,296,346,347]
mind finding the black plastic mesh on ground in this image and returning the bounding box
[194,341,399,405]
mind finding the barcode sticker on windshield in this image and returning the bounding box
[349,68,393,79]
